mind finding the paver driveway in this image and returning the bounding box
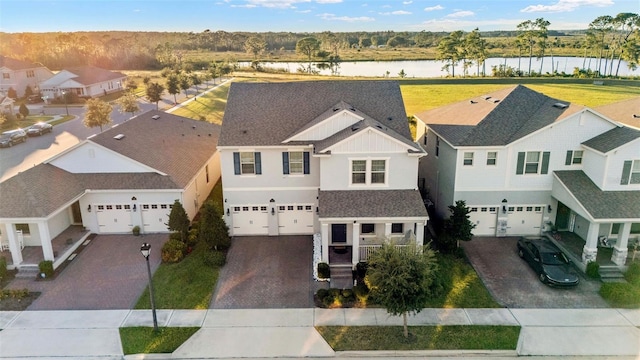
[462,237,609,308]
[8,234,167,310]
[210,236,315,309]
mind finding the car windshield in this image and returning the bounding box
[541,251,569,265]
[31,124,43,129]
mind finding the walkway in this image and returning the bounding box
[0,308,639,358]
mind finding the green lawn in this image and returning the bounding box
[119,327,199,354]
[171,81,231,124]
[317,325,520,351]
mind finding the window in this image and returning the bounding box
[565,150,583,165]
[487,151,497,166]
[371,160,386,184]
[278,206,285,211]
[116,205,122,210]
[161,204,168,209]
[205,165,210,183]
[621,160,640,185]
[240,152,255,174]
[630,160,640,184]
[282,151,309,175]
[352,160,366,184]
[124,205,131,210]
[423,134,427,146]
[516,151,550,175]
[26,70,35,78]
[2,73,9,79]
[391,223,403,234]
[463,152,474,166]
[361,223,375,234]
[15,224,30,235]
[289,152,303,174]
[260,206,267,211]
[242,206,249,211]
[351,159,387,185]
[287,205,294,210]
[233,152,261,175]
[435,136,440,157]
[525,152,540,174]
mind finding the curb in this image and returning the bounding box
[337,349,518,357]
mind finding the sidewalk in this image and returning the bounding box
[1,308,639,358]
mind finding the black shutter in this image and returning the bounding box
[282,152,289,174]
[233,152,240,175]
[621,160,632,185]
[516,152,525,175]
[303,152,310,174]
[255,152,262,175]
[565,150,573,165]
[541,152,550,174]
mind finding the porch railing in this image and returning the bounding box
[359,244,410,262]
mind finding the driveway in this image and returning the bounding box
[210,236,316,309]
[461,237,609,308]
[8,234,167,310]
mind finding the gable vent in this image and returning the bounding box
[113,134,125,140]
[553,102,568,109]
[151,115,160,120]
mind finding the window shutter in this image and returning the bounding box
[255,152,262,175]
[516,152,525,175]
[565,150,573,165]
[233,152,240,175]
[303,152,310,174]
[621,160,632,185]
[282,152,289,175]
[541,152,550,174]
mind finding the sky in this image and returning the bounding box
[0,0,637,33]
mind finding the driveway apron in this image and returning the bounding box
[210,235,315,309]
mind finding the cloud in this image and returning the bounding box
[316,0,342,3]
[235,0,311,9]
[520,0,613,13]
[403,1,413,4]
[380,10,412,15]
[416,18,523,31]
[424,5,444,11]
[445,10,474,18]
[319,13,375,22]
[296,9,312,13]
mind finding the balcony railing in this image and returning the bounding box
[359,244,410,262]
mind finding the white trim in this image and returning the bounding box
[223,186,319,192]
[319,126,420,153]
[348,157,390,187]
[283,109,364,143]
[320,217,428,223]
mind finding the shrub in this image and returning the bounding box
[187,228,199,247]
[161,239,186,263]
[38,260,54,278]
[586,261,600,279]
[355,262,368,279]
[316,288,329,301]
[0,257,7,280]
[600,282,640,307]
[625,262,640,285]
[341,288,354,302]
[201,250,226,267]
[353,283,369,301]
[132,225,140,236]
[317,262,330,279]
[169,232,183,243]
[0,288,29,300]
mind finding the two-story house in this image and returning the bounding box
[0,56,54,97]
[415,85,640,268]
[218,80,428,266]
[40,65,126,100]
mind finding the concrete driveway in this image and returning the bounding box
[461,237,609,308]
[7,234,167,310]
[210,236,316,309]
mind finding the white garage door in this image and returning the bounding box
[141,203,171,233]
[232,205,269,235]
[278,204,314,235]
[468,206,498,236]
[506,205,544,236]
[96,204,132,233]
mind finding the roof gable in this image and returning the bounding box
[285,102,364,142]
[594,96,640,130]
[41,66,126,87]
[582,126,640,153]
[317,119,422,154]
[0,56,43,71]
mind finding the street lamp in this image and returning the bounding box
[140,243,158,332]
[61,90,69,116]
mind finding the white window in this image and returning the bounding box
[567,150,583,164]
[240,152,256,174]
[351,160,367,184]
[463,152,474,166]
[525,151,541,174]
[371,160,386,184]
[351,159,387,185]
[487,151,497,166]
[632,160,640,184]
[288,151,303,174]
[26,70,35,78]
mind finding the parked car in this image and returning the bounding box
[0,129,27,148]
[26,122,53,136]
[517,237,579,287]
[27,95,43,103]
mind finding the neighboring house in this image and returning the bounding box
[0,95,14,114]
[594,96,640,130]
[218,80,428,266]
[0,110,221,270]
[0,55,54,97]
[415,85,640,267]
[40,65,126,101]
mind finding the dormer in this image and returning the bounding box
[283,101,364,143]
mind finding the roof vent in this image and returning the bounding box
[387,117,393,121]
[492,99,500,103]
[470,100,477,104]
[632,114,640,118]
[113,134,125,140]
[192,125,196,129]
[553,102,568,109]
[349,107,356,112]
[333,107,340,112]
[351,125,360,131]
[483,96,491,100]
[151,115,160,120]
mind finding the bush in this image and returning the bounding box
[38,260,54,278]
[161,239,186,263]
[201,250,226,267]
[586,261,600,279]
[600,282,640,307]
[0,257,7,280]
[355,262,368,279]
[353,283,369,301]
[187,228,199,247]
[132,226,140,236]
[169,232,183,243]
[316,288,329,301]
[625,262,640,285]
[0,288,29,300]
[317,262,330,279]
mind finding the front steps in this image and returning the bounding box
[15,265,40,279]
[329,265,353,289]
[599,265,626,283]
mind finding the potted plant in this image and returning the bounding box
[132,225,141,236]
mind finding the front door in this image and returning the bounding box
[331,224,347,243]
[71,201,82,224]
[555,202,570,231]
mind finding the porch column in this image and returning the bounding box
[384,223,392,238]
[4,224,23,266]
[321,223,329,263]
[38,221,55,261]
[612,222,631,266]
[415,221,425,246]
[352,222,360,265]
[581,222,599,264]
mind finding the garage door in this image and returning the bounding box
[506,205,544,236]
[278,204,314,235]
[468,206,498,236]
[96,204,132,233]
[232,205,269,235]
[141,203,171,233]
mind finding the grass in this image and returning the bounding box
[316,325,520,351]
[119,327,199,354]
[170,81,231,124]
[599,262,640,308]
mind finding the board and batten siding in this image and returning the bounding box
[287,111,361,142]
[49,142,151,173]
[327,128,411,154]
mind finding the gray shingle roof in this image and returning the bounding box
[219,80,411,147]
[416,85,583,146]
[554,170,640,220]
[63,66,126,85]
[89,110,221,188]
[318,190,428,218]
[0,56,43,70]
[582,126,640,153]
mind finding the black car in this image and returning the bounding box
[517,237,579,287]
[26,122,53,136]
[0,129,27,147]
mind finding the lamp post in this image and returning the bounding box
[61,90,69,116]
[140,243,158,332]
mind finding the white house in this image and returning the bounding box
[0,56,54,97]
[0,110,221,270]
[40,65,126,100]
[415,85,640,268]
[218,81,429,267]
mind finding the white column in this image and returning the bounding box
[352,222,360,265]
[415,221,425,246]
[38,221,55,261]
[612,222,631,266]
[321,223,329,263]
[384,223,392,239]
[4,223,23,266]
[581,222,599,264]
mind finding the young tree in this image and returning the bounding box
[191,73,202,93]
[125,79,138,92]
[198,201,231,250]
[209,62,219,84]
[24,85,34,98]
[436,31,464,77]
[296,37,321,73]
[19,103,29,118]
[116,92,140,118]
[145,82,164,110]
[365,242,438,338]
[168,199,190,242]
[166,74,180,104]
[517,19,538,75]
[83,98,113,132]
[442,200,476,252]
[179,74,191,98]
[465,28,488,76]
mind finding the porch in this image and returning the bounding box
[547,231,639,270]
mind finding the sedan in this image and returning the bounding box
[26,122,53,136]
[517,237,579,287]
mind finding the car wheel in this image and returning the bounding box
[518,248,524,258]
[539,273,547,283]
